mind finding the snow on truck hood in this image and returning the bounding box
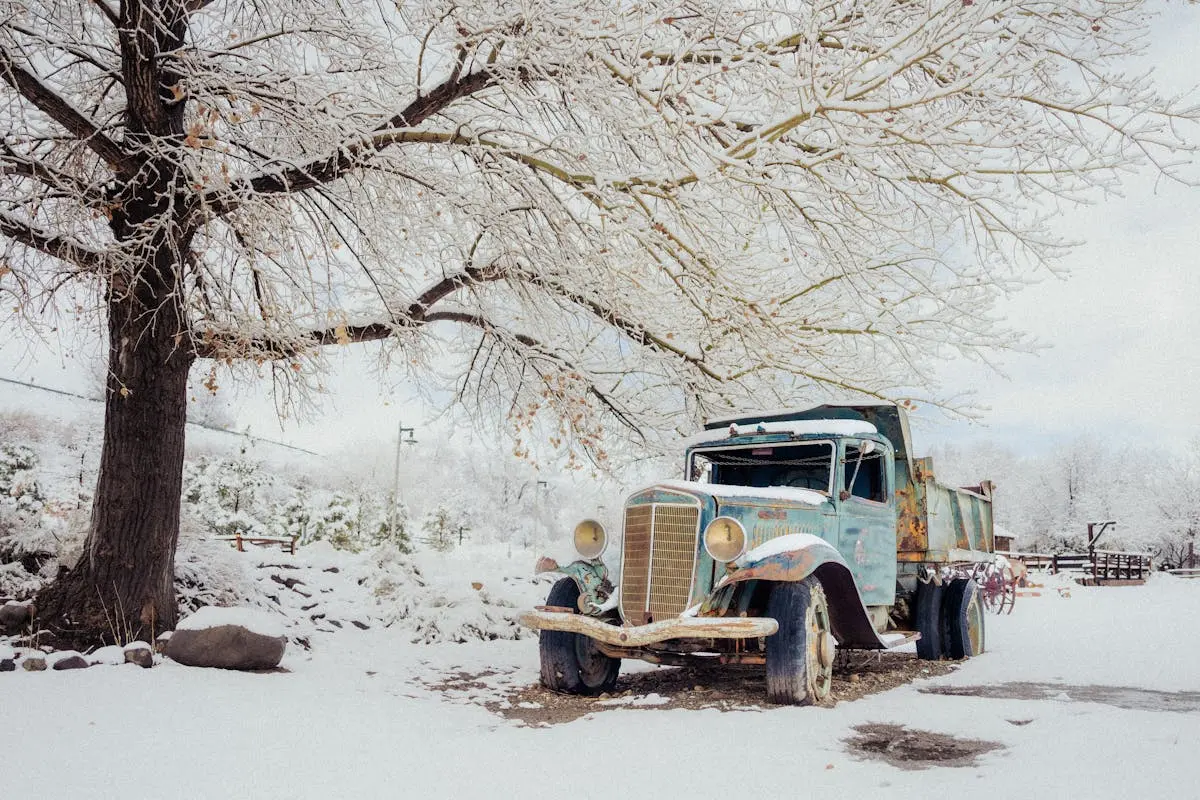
[656,480,829,507]
[682,418,877,447]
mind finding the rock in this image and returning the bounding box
[0,602,32,633]
[123,642,154,668]
[0,659,14,672]
[50,653,90,671]
[167,608,287,670]
[351,620,370,630]
[87,645,127,666]
[21,655,46,671]
[471,582,483,591]
[154,631,172,654]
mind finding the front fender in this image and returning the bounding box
[534,556,614,615]
[704,535,887,649]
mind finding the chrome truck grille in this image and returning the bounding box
[620,504,701,624]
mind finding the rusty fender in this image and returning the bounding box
[534,556,614,613]
[518,610,778,647]
[708,540,889,650]
[715,538,847,589]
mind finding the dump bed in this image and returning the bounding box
[708,403,995,565]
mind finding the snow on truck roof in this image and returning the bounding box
[683,418,878,447]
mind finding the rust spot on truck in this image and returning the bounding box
[896,485,927,553]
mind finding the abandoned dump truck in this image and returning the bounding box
[519,403,995,706]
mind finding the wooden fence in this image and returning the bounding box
[998,549,1152,582]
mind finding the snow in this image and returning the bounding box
[176,606,288,638]
[737,533,832,565]
[658,479,829,506]
[684,419,878,447]
[2,567,1199,798]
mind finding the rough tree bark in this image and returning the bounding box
[33,0,193,646]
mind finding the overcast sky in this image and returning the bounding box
[3,5,1199,463]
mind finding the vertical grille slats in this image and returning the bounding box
[620,505,652,619]
[620,502,699,623]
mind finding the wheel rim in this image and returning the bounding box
[965,590,984,655]
[807,592,834,699]
[574,635,613,688]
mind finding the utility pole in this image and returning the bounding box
[535,480,548,551]
[391,421,417,543]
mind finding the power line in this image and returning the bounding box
[0,376,320,457]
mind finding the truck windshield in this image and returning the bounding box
[689,441,834,494]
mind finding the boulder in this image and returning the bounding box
[21,655,46,671]
[166,607,287,670]
[0,658,14,672]
[0,602,32,633]
[123,642,154,668]
[50,652,89,670]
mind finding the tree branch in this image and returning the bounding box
[0,211,109,273]
[203,69,498,214]
[0,45,137,175]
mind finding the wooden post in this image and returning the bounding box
[235,532,244,552]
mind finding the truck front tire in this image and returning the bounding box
[765,577,835,705]
[538,577,620,695]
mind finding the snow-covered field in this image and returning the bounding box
[4,564,1198,799]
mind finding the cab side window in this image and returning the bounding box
[844,443,886,503]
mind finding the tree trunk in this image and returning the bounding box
[36,288,193,646]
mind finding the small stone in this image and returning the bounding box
[322,567,340,574]
[0,658,14,672]
[598,692,611,700]
[51,654,90,670]
[849,673,861,684]
[351,620,370,630]
[123,642,154,668]
[471,582,483,591]
[21,655,46,671]
[154,631,172,654]
[693,684,706,691]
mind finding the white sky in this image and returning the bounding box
[2,6,1199,463]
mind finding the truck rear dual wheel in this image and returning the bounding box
[944,578,985,659]
[915,578,985,660]
[765,577,835,706]
[538,577,620,695]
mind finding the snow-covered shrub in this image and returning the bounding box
[174,511,262,614]
[182,456,274,537]
[419,501,469,552]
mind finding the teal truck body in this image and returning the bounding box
[520,403,993,705]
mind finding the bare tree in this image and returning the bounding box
[1,0,1195,643]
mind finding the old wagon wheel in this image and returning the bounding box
[978,561,1016,615]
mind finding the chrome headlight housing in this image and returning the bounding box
[704,516,747,563]
[573,519,607,560]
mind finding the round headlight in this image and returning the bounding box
[704,516,747,563]
[573,519,607,559]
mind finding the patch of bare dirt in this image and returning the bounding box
[920,682,1200,713]
[486,652,957,726]
[844,723,1004,770]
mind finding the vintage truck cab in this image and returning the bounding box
[520,404,993,705]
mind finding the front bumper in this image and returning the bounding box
[518,610,778,647]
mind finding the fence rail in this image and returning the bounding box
[998,549,1152,582]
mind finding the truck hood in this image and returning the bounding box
[652,479,829,508]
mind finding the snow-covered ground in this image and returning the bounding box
[4,566,1198,799]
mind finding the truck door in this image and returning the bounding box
[837,439,897,607]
